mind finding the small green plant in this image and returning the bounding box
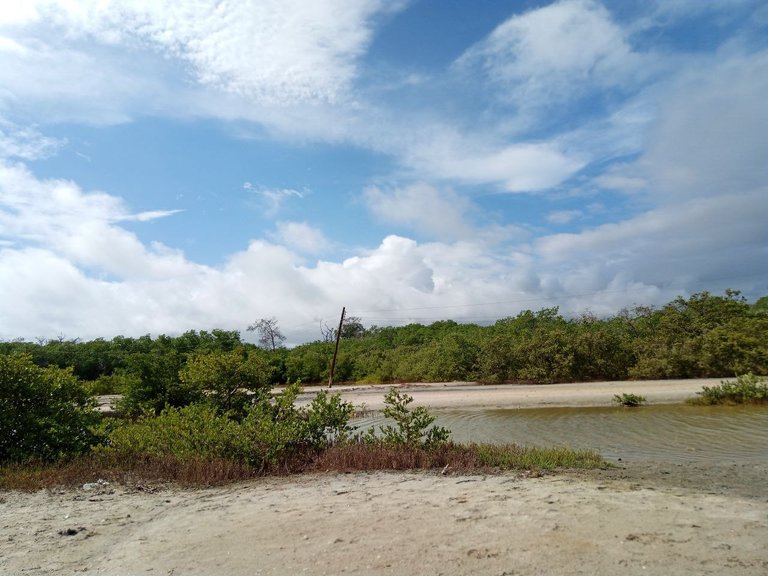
[613,393,646,407]
[691,373,768,405]
[367,388,450,448]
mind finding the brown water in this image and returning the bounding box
[357,404,768,464]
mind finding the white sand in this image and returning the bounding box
[298,378,724,410]
[3,469,767,576]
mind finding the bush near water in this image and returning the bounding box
[0,362,603,487]
[690,373,768,405]
[2,289,766,484]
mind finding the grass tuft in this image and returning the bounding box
[613,393,646,407]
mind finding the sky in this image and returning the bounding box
[1,0,767,345]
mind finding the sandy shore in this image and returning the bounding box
[7,378,766,575]
[3,464,767,576]
[297,378,724,411]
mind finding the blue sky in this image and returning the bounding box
[1,0,767,344]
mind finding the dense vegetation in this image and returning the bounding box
[0,362,602,487]
[2,291,765,395]
[2,289,763,486]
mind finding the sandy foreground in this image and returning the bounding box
[4,379,767,576]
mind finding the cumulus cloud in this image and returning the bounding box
[364,183,474,241]
[269,221,332,255]
[0,161,198,280]
[0,2,766,344]
[1,159,765,343]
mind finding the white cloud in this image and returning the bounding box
[0,0,401,119]
[269,221,332,255]
[244,184,305,217]
[535,191,768,290]
[1,159,765,343]
[0,161,198,280]
[1,2,766,343]
[546,210,582,224]
[458,0,643,107]
[398,127,586,192]
[641,50,768,201]
[364,183,474,241]
[119,209,185,223]
[0,120,64,160]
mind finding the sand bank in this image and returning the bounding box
[298,378,723,410]
[3,465,767,576]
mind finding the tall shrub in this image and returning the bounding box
[0,353,100,462]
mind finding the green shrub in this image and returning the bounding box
[366,388,450,448]
[691,373,768,405]
[116,351,198,416]
[103,403,245,461]
[179,347,271,416]
[85,369,139,396]
[101,384,357,471]
[0,353,101,463]
[613,393,646,407]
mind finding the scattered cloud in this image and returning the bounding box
[0,161,197,280]
[364,183,474,241]
[457,0,644,108]
[399,128,586,192]
[243,183,305,217]
[0,0,403,104]
[118,210,185,223]
[0,120,64,160]
[546,210,582,224]
[269,221,332,255]
[0,1,766,343]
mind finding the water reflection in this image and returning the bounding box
[355,404,768,464]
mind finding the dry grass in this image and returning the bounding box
[0,442,604,491]
[308,442,603,473]
[0,454,255,491]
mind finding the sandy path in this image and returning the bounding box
[298,378,723,411]
[3,467,767,576]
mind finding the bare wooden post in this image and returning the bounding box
[328,306,345,388]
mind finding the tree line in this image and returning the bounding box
[2,291,766,407]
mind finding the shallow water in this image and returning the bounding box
[355,404,768,464]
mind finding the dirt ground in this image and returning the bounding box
[4,379,767,576]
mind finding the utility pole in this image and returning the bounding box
[328,306,345,388]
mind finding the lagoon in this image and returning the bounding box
[356,404,768,465]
